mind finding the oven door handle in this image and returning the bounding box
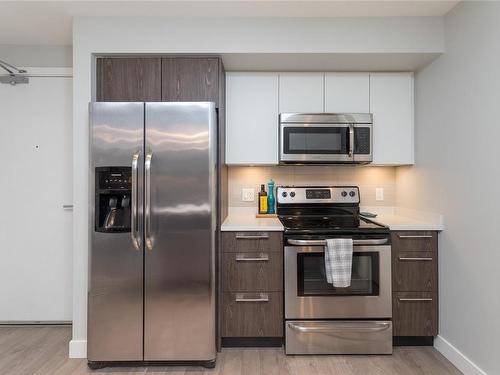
[287,238,388,246]
[287,322,391,333]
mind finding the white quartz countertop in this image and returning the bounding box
[361,206,444,231]
[221,206,444,232]
[221,207,284,231]
[366,213,444,231]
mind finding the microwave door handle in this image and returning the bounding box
[348,124,354,158]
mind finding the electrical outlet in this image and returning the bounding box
[242,188,255,202]
[375,188,384,201]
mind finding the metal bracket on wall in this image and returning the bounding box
[0,75,29,85]
[0,59,29,85]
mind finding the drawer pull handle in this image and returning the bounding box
[235,293,269,303]
[398,257,433,261]
[398,235,432,239]
[398,298,433,302]
[288,322,391,333]
[236,254,269,262]
[235,234,269,240]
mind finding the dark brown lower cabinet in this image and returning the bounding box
[392,231,439,342]
[222,292,283,337]
[221,232,283,345]
[393,292,438,336]
[222,252,282,292]
[393,251,436,291]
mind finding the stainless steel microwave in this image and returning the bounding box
[279,113,373,164]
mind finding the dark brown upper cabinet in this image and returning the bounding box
[161,58,219,104]
[96,58,161,102]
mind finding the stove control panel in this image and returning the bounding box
[276,186,360,204]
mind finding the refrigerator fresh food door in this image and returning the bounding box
[88,102,145,361]
[144,102,216,361]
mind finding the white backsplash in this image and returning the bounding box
[228,165,396,208]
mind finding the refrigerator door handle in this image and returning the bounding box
[145,152,153,251]
[131,151,141,250]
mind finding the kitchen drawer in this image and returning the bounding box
[222,292,283,337]
[392,231,437,253]
[393,292,437,336]
[222,232,282,253]
[393,252,437,292]
[222,252,282,292]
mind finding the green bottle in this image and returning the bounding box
[267,179,275,214]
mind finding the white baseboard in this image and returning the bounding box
[69,339,87,359]
[434,335,487,375]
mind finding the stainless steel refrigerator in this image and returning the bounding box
[88,102,216,368]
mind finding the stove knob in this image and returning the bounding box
[341,191,347,197]
[349,191,356,197]
[282,191,288,198]
[290,191,295,198]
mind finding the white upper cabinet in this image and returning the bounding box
[226,72,279,165]
[370,73,414,165]
[279,73,324,113]
[225,71,414,166]
[325,73,369,113]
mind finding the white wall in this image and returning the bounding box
[396,2,500,374]
[71,15,445,357]
[0,44,72,67]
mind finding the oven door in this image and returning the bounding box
[284,241,391,319]
[279,123,353,163]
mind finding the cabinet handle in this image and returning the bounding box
[236,234,269,240]
[235,293,269,303]
[236,253,269,262]
[398,257,433,261]
[398,235,432,239]
[398,298,433,302]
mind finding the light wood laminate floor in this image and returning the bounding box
[0,327,462,375]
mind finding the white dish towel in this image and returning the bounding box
[325,238,353,288]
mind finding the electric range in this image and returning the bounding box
[276,186,393,355]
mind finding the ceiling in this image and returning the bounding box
[0,1,459,46]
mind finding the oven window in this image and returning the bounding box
[297,252,379,296]
[283,126,349,154]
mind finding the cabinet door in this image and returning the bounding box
[393,252,437,292]
[222,292,283,337]
[393,292,438,336]
[279,73,324,113]
[161,58,219,103]
[370,73,414,165]
[222,252,283,292]
[226,73,279,165]
[325,73,369,113]
[96,58,161,102]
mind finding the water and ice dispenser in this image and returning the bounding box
[95,167,132,232]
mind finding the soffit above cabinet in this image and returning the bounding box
[221,53,441,72]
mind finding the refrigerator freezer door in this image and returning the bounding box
[144,102,217,361]
[88,102,144,361]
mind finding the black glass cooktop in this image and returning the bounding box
[278,214,388,234]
